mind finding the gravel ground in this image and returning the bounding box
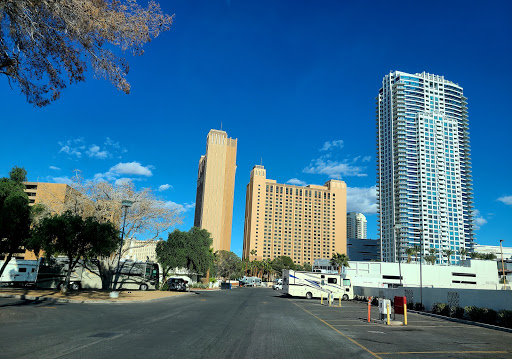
[0,288,188,302]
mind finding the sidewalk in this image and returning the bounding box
[0,288,190,304]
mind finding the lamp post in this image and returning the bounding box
[394,224,402,287]
[500,240,507,290]
[113,199,133,291]
[418,228,424,308]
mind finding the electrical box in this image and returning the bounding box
[394,296,407,314]
[378,299,391,315]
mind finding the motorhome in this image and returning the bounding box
[239,276,261,287]
[283,270,353,300]
[1,257,159,291]
[0,258,41,286]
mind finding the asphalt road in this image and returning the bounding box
[1,287,511,359]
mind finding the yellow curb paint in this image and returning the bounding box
[290,300,382,359]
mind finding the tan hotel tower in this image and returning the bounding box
[242,165,347,264]
[194,129,237,252]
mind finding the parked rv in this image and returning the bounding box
[0,258,41,286]
[0,257,159,291]
[239,276,262,287]
[282,270,353,300]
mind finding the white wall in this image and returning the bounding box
[346,260,499,290]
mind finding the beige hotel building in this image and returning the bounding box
[242,165,347,264]
[194,129,237,252]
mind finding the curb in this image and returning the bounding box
[354,300,512,333]
[408,309,512,334]
[0,292,193,304]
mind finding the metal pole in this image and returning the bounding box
[500,240,506,290]
[419,229,423,308]
[113,205,128,290]
[395,224,402,287]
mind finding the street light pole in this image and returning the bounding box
[112,200,133,291]
[418,228,423,308]
[395,224,402,287]
[500,240,506,290]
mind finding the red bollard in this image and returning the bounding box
[367,296,372,323]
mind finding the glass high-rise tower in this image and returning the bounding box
[377,71,473,264]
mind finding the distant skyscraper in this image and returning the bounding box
[377,71,473,264]
[242,165,347,264]
[347,212,367,239]
[194,129,237,252]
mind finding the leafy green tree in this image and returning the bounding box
[330,252,350,274]
[155,229,188,285]
[271,256,295,277]
[30,212,118,290]
[215,250,242,281]
[0,167,31,278]
[155,227,214,285]
[1,0,174,107]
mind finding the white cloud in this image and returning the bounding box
[497,196,512,206]
[362,156,372,162]
[114,178,133,186]
[49,166,61,170]
[286,178,307,186]
[347,186,377,214]
[320,140,344,151]
[49,176,73,185]
[165,201,195,213]
[303,157,367,178]
[473,209,487,230]
[94,161,153,182]
[159,184,172,191]
[58,139,85,158]
[86,145,110,159]
[109,162,153,176]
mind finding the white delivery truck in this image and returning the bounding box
[282,270,353,300]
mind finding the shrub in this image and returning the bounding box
[160,282,169,291]
[414,302,425,311]
[450,306,465,319]
[190,282,209,289]
[432,303,450,316]
[497,310,512,328]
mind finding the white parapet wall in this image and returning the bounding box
[346,260,499,290]
[355,286,512,312]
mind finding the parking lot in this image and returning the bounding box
[290,296,512,358]
[0,287,510,359]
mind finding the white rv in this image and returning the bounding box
[0,258,41,286]
[283,270,353,300]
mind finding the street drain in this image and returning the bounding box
[89,332,118,338]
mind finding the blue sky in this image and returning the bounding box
[1,0,511,256]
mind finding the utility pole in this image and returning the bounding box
[395,224,402,287]
[500,240,507,290]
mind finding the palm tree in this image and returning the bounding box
[330,253,350,274]
[405,247,416,264]
[427,248,438,265]
[424,254,436,265]
[443,249,455,265]
[413,245,421,263]
[458,248,469,265]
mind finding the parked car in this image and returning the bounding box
[273,278,283,290]
[167,278,189,291]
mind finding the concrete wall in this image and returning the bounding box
[355,285,512,312]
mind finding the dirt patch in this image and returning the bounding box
[0,288,188,302]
